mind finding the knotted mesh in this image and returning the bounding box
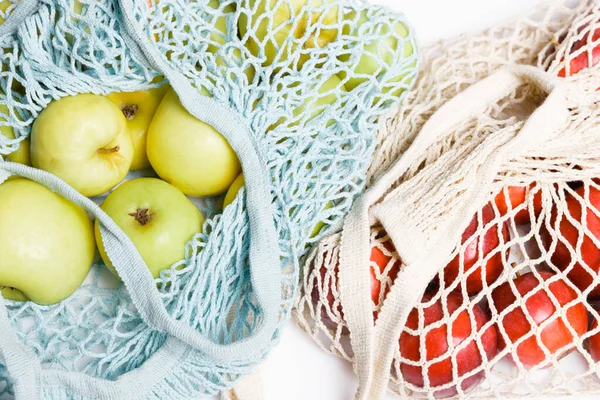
[0,0,418,397]
[297,1,600,398]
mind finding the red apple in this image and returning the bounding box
[443,204,510,296]
[311,238,400,329]
[557,25,600,77]
[544,185,600,298]
[399,293,498,398]
[494,185,543,225]
[491,271,588,368]
[589,317,600,363]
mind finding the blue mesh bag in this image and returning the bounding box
[0,0,418,398]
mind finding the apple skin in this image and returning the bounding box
[399,292,498,398]
[307,200,332,239]
[0,286,28,302]
[0,1,10,25]
[95,178,204,279]
[0,98,30,165]
[207,0,255,83]
[31,94,134,197]
[270,75,346,130]
[443,204,510,296]
[4,137,30,166]
[1,110,30,166]
[491,271,588,368]
[557,26,600,77]
[224,173,330,237]
[147,88,241,197]
[0,178,95,305]
[338,10,416,100]
[107,85,169,171]
[543,186,600,299]
[223,173,245,208]
[589,317,600,363]
[238,0,339,70]
[312,238,400,330]
[494,185,543,225]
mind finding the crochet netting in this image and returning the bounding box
[297,0,600,398]
[0,0,418,397]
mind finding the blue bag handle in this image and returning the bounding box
[0,0,39,38]
[116,0,283,360]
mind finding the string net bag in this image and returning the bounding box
[0,0,419,398]
[296,0,600,398]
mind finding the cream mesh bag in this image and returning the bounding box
[296,0,600,398]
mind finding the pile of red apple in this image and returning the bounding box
[310,17,600,398]
[312,183,600,398]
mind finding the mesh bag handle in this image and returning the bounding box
[0,0,39,37]
[336,65,571,400]
[116,0,283,361]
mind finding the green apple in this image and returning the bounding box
[238,0,339,69]
[95,178,204,279]
[0,286,28,302]
[308,200,332,238]
[0,104,30,166]
[223,172,329,237]
[107,85,169,170]
[147,88,241,196]
[207,0,256,83]
[270,74,346,130]
[0,178,95,305]
[223,173,245,208]
[31,94,134,197]
[0,1,10,25]
[338,10,416,100]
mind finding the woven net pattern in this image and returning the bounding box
[296,0,600,398]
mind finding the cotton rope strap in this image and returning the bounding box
[337,65,571,400]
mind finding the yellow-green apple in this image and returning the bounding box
[67,0,151,44]
[0,178,95,305]
[147,88,241,196]
[31,94,134,197]
[223,172,330,237]
[238,0,339,69]
[338,10,416,100]
[223,173,245,208]
[95,178,204,279]
[0,286,28,302]
[308,200,331,238]
[270,74,346,130]
[207,0,255,83]
[0,1,10,25]
[1,104,30,166]
[107,85,169,170]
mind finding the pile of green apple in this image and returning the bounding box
[0,84,244,305]
[0,0,415,306]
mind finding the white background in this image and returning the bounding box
[214,1,571,399]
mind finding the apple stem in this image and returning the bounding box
[98,146,120,154]
[122,104,139,120]
[129,208,152,225]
